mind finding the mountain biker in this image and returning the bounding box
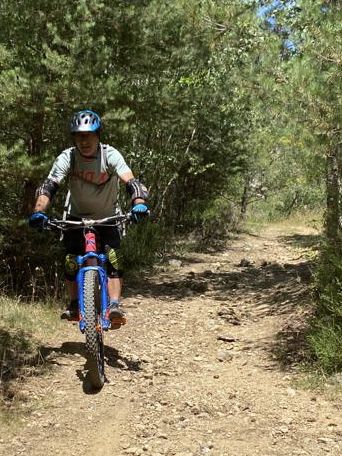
[28,109,149,329]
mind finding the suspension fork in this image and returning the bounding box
[76,262,109,332]
[75,229,110,332]
[84,230,110,327]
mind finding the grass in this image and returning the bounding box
[292,368,342,401]
[0,296,62,423]
[246,209,323,235]
[307,320,342,372]
[0,295,62,335]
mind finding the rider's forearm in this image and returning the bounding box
[34,195,51,212]
[120,173,149,204]
[134,198,146,204]
[34,177,60,212]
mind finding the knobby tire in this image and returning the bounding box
[84,269,105,389]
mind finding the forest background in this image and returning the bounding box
[0,0,341,373]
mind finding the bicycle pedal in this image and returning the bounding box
[61,312,79,321]
[110,317,127,330]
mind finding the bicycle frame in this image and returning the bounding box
[47,214,130,333]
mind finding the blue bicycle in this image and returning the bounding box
[46,213,131,389]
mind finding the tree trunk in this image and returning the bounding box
[239,174,251,222]
[325,144,341,252]
[20,111,44,216]
[21,180,38,215]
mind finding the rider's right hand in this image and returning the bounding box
[131,203,149,223]
[28,211,49,229]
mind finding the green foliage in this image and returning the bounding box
[307,244,342,373]
[0,0,275,295]
[0,0,335,346]
[189,196,240,246]
[250,1,342,374]
[121,221,167,272]
[308,322,342,374]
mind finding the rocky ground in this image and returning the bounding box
[2,223,342,456]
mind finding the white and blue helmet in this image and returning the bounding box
[70,110,102,134]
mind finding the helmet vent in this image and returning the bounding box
[70,110,102,133]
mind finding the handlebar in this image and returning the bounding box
[46,213,132,231]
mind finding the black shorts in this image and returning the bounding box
[63,218,123,279]
[63,224,121,254]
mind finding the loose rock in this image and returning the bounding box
[217,350,234,362]
[168,259,183,268]
[217,334,237,343]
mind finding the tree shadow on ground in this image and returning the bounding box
[126,233,316,370]
[278,233,322,250]
[240,314,313,371]
[270,319,313,370]
[127,260,313,317]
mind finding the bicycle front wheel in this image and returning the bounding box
[83,269,105,389]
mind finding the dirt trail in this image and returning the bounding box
[2,223,342,456]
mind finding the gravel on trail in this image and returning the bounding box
[1,224,342,456]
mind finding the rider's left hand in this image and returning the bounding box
[28,211,49,229]
[131,203,149,223]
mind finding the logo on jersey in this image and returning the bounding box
[71,169,109,184]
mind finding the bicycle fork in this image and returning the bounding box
[76,254,111,333]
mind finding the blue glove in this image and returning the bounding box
[131,203,149,223]
[28,211,49,229]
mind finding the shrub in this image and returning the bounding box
[121,220,167,271]
[308,244,342,373]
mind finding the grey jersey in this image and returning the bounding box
[47,144,131,219]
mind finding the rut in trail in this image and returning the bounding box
[2,224,342,456]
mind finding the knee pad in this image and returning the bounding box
[107,248,124,278]
[65,254,78,281]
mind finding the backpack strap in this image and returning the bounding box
[70,146,76,173]
[60,147,76,237]
[101,144,109,172]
